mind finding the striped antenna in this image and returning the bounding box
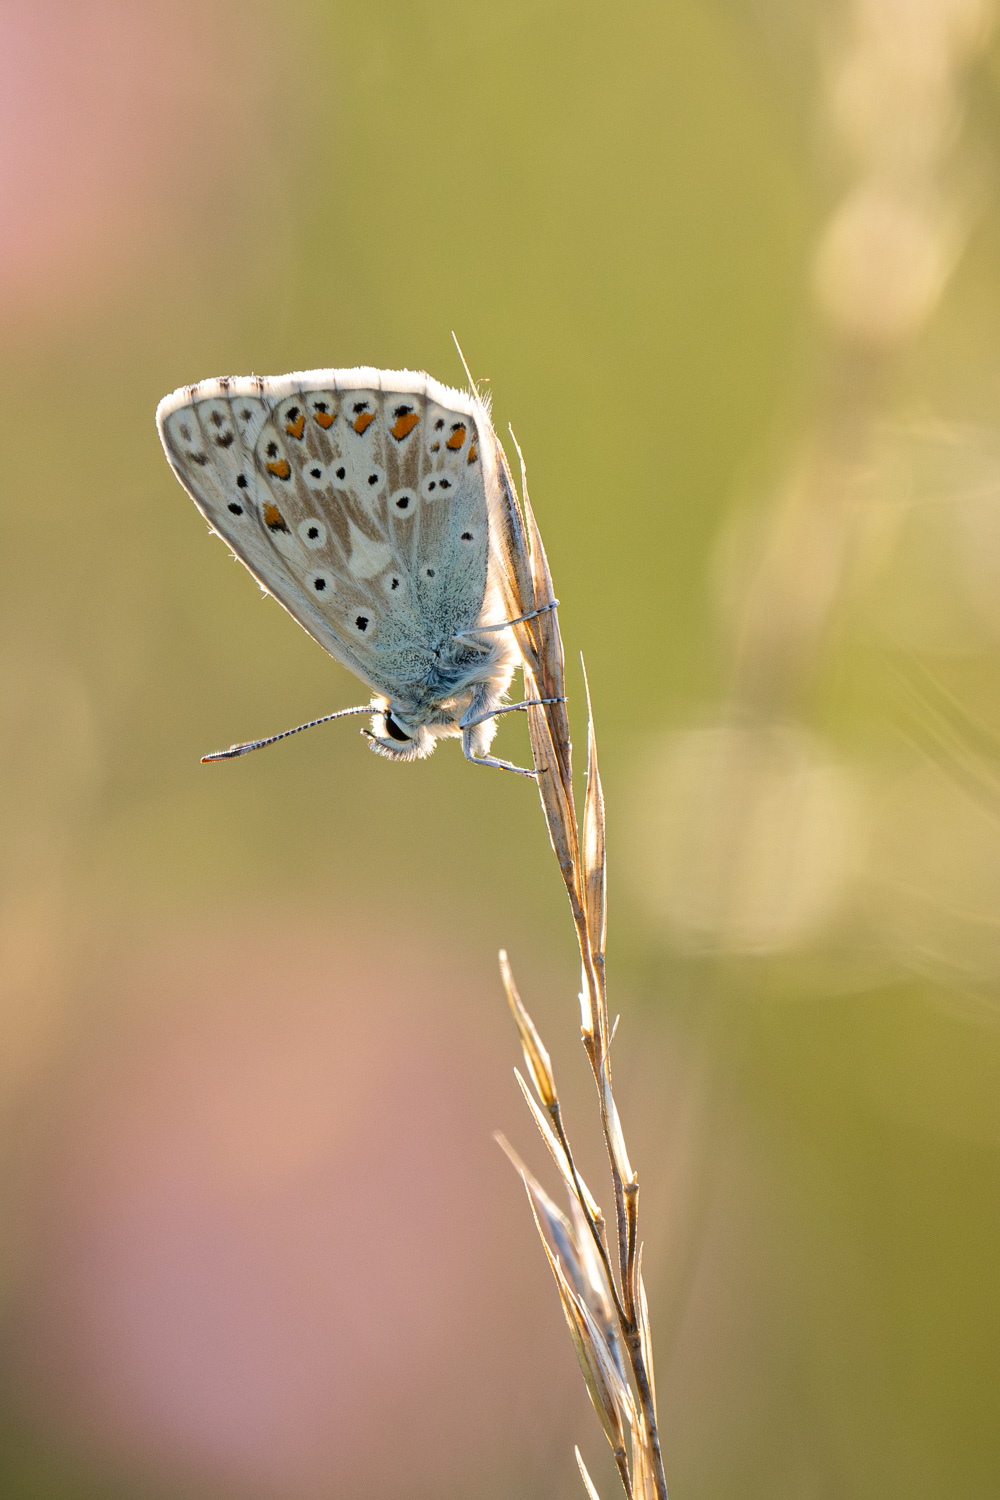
[201,703,375,762]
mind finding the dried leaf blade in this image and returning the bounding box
[513,1069,603,1222]
[500,949,557,1107]
[576,1447,604,1500]
[525,676,580,894]
[569,1192,624,1378]
[496,1133,592,1308]
[532,1214,634,1458]
[636,1244,657,1423]
[582,658,608,960]
[602,1072,636,1186]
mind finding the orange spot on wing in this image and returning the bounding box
[353,411,375,434]
[285,414,305,439]
[265,459,291,481]
[390,411,420,441]
[467,442,477,464]
[263,503,289,532]
[314,411,336,429]
[446,424,467,450]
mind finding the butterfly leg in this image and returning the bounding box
[461,684,535,776]
[452,600,559,644]
[462,743,539,778]
[459,697,566,731]
[459,687,565,777]
[462,708,537,775]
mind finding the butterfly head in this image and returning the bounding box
[363,701,442,762]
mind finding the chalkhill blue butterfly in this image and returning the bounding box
[157,365,558,775]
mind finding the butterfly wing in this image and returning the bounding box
[156,369,496,701]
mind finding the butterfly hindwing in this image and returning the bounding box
[157,369,494,699]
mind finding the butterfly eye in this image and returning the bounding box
[384,712,411,743]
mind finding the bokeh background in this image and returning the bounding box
[2,2,1000,1496]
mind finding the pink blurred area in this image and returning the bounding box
[0,2,274,324]
[8,920,589,1497]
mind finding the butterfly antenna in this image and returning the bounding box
[201,704,375,762]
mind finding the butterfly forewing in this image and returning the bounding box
[157,370,496,701]
[159,379,376,688]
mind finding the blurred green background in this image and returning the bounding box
[2,2,1000,1497]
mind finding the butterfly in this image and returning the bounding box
[156,365,558,776]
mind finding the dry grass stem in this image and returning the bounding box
[576,1446,605,1500]
[490,431,668,1500]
